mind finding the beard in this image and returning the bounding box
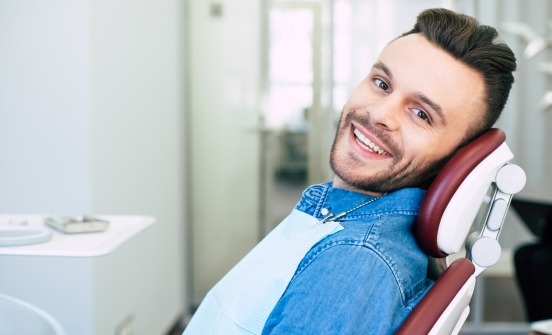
[329,110,453,193]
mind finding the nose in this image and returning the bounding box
[368,95,402,131]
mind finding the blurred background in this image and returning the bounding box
[1,0,551,334]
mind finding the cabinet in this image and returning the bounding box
[0,215,171,335]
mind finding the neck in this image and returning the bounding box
[332,175,384,197]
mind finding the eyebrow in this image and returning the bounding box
[373,61,393,80]
[414,93,447,126]
[372,61,447,126]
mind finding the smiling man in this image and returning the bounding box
[331,32,487,195]
[184,8,516,335]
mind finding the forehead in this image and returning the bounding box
[377,33,486,130]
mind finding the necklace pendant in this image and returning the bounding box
[319,213,335,224]
[313,193,386,228]
[318,211,347,225]
[332,212,347,222]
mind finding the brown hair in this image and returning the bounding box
[400,8,517,144]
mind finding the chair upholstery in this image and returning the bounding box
[396,128,526,335]
[397,258,475,334]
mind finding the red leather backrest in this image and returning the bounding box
[395,258,476,334]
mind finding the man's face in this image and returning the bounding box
[330,33,486,195]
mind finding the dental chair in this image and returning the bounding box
[396,128,526,335]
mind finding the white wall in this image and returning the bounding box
[0,1,93,213]
[187,0,262,303]
[0,0,187,331]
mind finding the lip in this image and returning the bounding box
[349,123,392,159]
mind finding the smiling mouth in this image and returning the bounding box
[353,128,391,156]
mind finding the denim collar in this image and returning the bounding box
[297,182,426,221]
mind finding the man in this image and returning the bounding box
[184,7,516,335]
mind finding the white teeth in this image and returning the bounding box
[353,128,389,156]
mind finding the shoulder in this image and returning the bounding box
[296,214,429,307]
[263,243,421,334]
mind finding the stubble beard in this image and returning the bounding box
[329,110,449,193]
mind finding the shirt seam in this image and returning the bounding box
[313,183,331,218]
[340,210,419,220]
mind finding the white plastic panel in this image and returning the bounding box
[437,143,513,254]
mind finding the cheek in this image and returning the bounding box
[401,132,439,160]
[404,133,457,166]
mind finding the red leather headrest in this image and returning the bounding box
[416,128,506,258]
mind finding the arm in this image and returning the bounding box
[262,243,410,335]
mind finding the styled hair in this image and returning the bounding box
[400,8,517,144]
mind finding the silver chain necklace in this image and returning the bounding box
[317,193,387,224]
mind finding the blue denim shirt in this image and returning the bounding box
[262,182,433,335]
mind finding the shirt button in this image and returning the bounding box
[320,208,329,216]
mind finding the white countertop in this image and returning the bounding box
[0,215,155,257]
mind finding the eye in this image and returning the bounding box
[414,108,430,123]
[374,78,389,92]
